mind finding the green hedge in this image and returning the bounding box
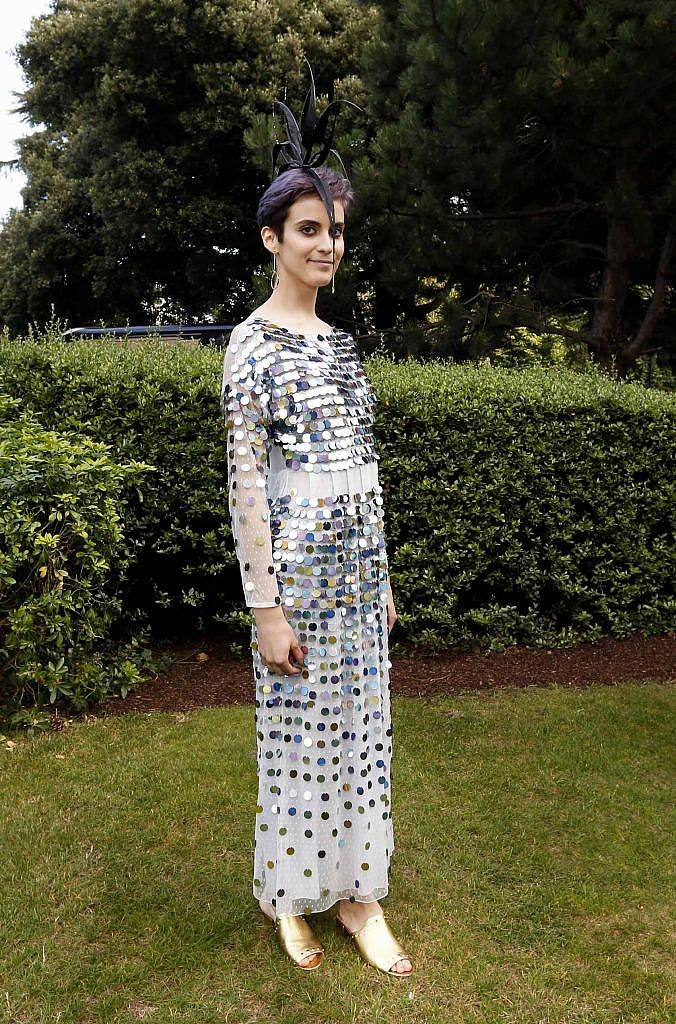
[375,354,675,649]
[0,393,156,729]
[0,332,673,655]
[0,335,237,639]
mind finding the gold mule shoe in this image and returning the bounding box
[336,911,413,977]
[264,912,324,970]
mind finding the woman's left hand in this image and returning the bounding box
[386,582,397,633]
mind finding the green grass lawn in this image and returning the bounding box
[1,682,674,1024]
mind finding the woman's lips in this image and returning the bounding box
[310,260,333,265]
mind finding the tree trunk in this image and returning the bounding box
[372,253,401,345]
[622,216,676,372]
[592,166,674,377]
[591,198,634,375]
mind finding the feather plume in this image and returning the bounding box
[271,57,363,232]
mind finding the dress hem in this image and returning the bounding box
[253,883,392,917]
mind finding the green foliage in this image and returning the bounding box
[1,330,673,661]
[3,1,673,373]
[0,402,157,728]
[356,0,676,369]
[0,328,244,638]
[368,351,676,651]
[0,0,373,334]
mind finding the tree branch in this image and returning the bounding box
[387,200,604,221]
[624,216,676,362]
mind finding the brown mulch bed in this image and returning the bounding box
[93,630,676,718]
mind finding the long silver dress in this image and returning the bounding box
[220,315,394,917]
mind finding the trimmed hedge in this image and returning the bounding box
[375,355,675,649]
[0,393,156,728]
[0,333,673,655]
[0,336,240,638]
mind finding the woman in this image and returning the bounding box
[220,75,412,978]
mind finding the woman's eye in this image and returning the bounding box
[301,226,343,236]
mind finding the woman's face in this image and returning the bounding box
[265,193,345,288]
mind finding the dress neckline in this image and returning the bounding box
[246,315,337,341]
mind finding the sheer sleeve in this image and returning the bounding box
[220,324,281,608]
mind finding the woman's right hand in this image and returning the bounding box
[253,606,305,675]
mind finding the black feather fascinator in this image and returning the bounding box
[271,57,363,240]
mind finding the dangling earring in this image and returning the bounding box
[331,237,336,294]
[270,252,279,292]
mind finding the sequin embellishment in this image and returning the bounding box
[220,316,394,917]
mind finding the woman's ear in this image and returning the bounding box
[261,226,278,255]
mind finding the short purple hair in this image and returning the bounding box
[256,165,355,242]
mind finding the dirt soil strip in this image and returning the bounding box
[93,631,675,717]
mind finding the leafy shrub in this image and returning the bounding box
[0,404,156,729]
[371,353,675,650]
[0,333,238,638]
[0,330,674,655]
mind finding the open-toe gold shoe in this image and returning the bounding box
[264,912,324,970]
[336,910,412,977]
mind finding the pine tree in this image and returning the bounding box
[356,0,676,373]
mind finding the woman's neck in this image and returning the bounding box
[255,276,326,324]
[253,300,330,332]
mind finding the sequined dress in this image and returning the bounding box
[220,315,394,917]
